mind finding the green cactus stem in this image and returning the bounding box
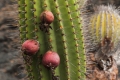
[19,0,86,80]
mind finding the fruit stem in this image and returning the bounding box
[50,67,59,80]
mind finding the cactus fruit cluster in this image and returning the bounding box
[19,0,120,80]
[19,0,86,80]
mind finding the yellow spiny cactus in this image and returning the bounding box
[90,6,120,50]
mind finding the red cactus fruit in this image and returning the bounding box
[42,51,60,68]
[21,40,39,55]
[40,10,54,24]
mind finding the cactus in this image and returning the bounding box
[81,4,120,59]
[81,0,119,80]
[18,0,86,80]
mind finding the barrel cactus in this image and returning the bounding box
[81,0,120,80]
[18,0,86,80]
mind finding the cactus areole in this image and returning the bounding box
[21,40,39,55]
[42,51,60,68]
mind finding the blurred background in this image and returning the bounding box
[0,0,120,80]
[0,0,27,80]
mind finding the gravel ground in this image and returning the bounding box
[0,1,27,80]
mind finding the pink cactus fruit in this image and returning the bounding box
[42,51,60,68]
[40,10,54,24]
[21,40,39,55]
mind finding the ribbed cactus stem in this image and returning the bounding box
[34,0,51,80]
[81,1,119,79]
[19,0,26,41]
[19,0,86,80]
[81,4,120,55]
[25,0,40,80]
[90,6,120,51]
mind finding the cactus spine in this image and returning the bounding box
[18,0,86,80]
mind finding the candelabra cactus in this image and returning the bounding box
[18,0,86,80]
[18,0,120,80]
